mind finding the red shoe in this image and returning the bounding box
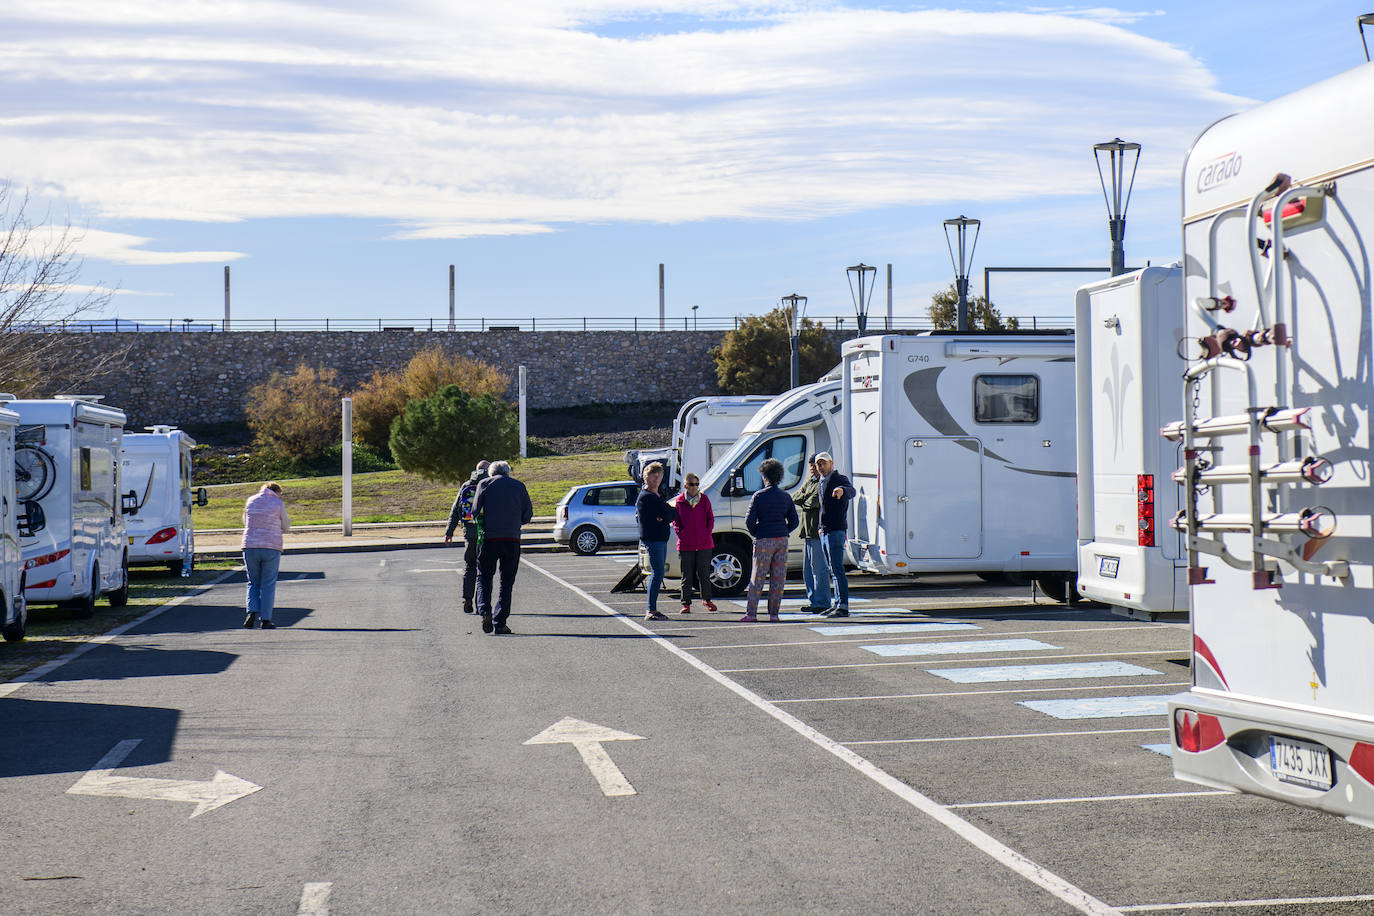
[738,615,757,622]
[703,600,718,613]
[680,603,691,614]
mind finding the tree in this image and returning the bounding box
[927,283,1019,331]
[352,346,509,451]
[245,365,342,462]
[0,182,125,394]
[711,307,840,395]
[389,385,518,484]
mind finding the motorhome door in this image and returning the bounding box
[905,437,981,558]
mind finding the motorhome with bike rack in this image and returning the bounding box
[122,426,208,577]
[1074,266,1190,618]
[3,395,135,617]
[0,405,29,641]
[1166,57,1374,827]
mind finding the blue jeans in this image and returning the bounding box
[642,540,667,612]
[243,548,281,621]
[804,537,831,608]
[823,530,848,608]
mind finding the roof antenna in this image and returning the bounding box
[1361,13,1374,61]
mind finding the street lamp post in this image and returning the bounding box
[1093,138,1141,277]
[942,216,980,331]
[691,304,699,331]
[845,264,875,335]
[780,293,807,389]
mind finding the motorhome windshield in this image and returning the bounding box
[699,434,756,491]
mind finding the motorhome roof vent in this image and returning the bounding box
[54,394,105,403]
[0,393,15,401]
[144,425,177,434]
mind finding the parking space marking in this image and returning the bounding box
[727,596,873,607]
[718,648,1180,673]
[946,790,1229,810]
[862,638,1058,657]
[772,683,1191,703]
[1142,743,1173,757]
[845,727,1168,745]
[297,882,332,915]
[523,558,1119,916]
[1116,893,1374,912]
[1019,695,1173,719]
[928,662,1162,684]
[808,622,981,636]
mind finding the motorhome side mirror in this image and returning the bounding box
[17,500,45,537]
[731,471,746,496]
[195,487,209,507]
[121,489,140,515]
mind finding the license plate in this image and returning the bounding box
[1097,555,1119,579]
[1269,735,1333,790]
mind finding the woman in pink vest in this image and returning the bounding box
[241,482,291,629]
[672,472,718,613]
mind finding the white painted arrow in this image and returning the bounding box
[524,717,646,797]
[67,739,263,818]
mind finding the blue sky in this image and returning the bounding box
[2,1,1368,328]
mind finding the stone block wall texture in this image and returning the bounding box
[45,330,738,428]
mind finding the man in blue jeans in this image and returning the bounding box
[814,452,855,618]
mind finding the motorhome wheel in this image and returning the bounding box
[570,525,604,556]
[1034,575,1081,605]
[709,541,750,598]
[1,595,25,642]
[70,565,97,619]
[168,559,185,577]
[107,553,129,607]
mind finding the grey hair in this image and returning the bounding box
[488,460,512,477]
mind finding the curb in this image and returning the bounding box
[195,540,569,558]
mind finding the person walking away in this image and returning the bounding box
[673,472,718,614]
[743,458,799,622]
[814,451,856,618]
[636,462,678,621]
[241,482,291,629]
[793,455,830,613]
[473,460,534,635]
[444,459,490,613]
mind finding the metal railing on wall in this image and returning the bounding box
[23,315,1074,333]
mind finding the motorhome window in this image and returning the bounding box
[973,375,1039,424]
[739,435,806,493]
[80,447,92,491]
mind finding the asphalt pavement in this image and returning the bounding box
[4,543,1374,915]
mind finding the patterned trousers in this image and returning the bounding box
[746,536,789,618]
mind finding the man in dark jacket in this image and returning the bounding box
[444,459,489,613]
[472,460,534,635]
[793,455,830,613]
[814,451,856,617]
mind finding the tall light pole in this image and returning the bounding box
[781,293,807,389]
[845,264,875,335]
[942,216,980,331]
[691,304,699,331]
[1094,138,1141,277]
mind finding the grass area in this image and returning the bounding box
[0,560,241,683]
[197,451,628,527]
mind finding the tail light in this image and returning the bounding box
[25,549,70,570]
[1174,708,1226,753]
[146,527,179,544]
[557,506,568,522]
[1349,743,1374,786]
[1137,474,1155,547]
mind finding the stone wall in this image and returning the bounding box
[45,330,735,428]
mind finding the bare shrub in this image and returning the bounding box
[246,365,342,461]
[351,346,509,450]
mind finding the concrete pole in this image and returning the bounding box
[448,264,456,331]
[658,263,665,331]
[886,264,893,331]
[342,398,353,537]
[224,266,231,331]
[518,365,527,458]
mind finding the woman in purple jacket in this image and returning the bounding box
[672,472,718,614]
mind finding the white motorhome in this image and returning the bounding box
[625,395,773,489]
[5,396,133,617]
[0,405,29,641]
[842,332,1079,598]
[1166,60,1374,826]
[122,426,207,577]
[1074,267,1189,618]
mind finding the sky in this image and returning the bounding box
[2,1,1369,329]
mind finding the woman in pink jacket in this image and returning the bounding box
[672,472,718,613]
[241,482,292,629]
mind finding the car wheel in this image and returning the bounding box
[570,526,604,556]
[977,572,1008,583]
[107,553,130,607]
[709,541,751,598]
[168,559,184,577]
[2,595,25,642]
[71,564,98,619]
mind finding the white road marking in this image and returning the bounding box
[297,882,332,915]
[378,559,387,568]
[0,570,238,700]
[66,739,262,818]
[1019,695,1174,719]
[717,648,1181,673]
[682,623,1169,650]
[809,622,981,636]
[771,683,1191,703]
[863,639,1059,657]
[1142,743,1173,757]
[845,727,1169,745]
[524,717,646,798]
[947,790,1229,809]
[1116,894,1374,912]
[928,662,1162,684]
[524,558,1120,916]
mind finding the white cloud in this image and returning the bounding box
[0,2,1244,240]
[71,229,246,266]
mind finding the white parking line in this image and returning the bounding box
[717,648,1183,673]
[1116,894,1374,912]
[771,682,1191,703]
[809,622,982,636]
[297,882,332,915]
[523,558,1119,916]
[946,790,1229,809]
[681,623,1172,650]
[1019,695,1173,719]
[845,727,1168,745]
[929,662,1162,684]
[863,639,1059,657]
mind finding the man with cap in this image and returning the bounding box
[814,451,856,617]
[793,454,830,613]
[445,459,489,613]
